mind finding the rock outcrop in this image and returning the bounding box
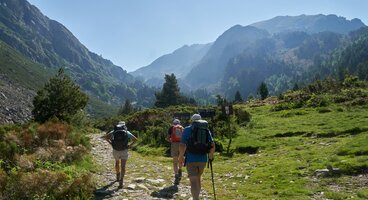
[0,74,35,124]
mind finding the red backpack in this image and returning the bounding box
[171,124,184,142]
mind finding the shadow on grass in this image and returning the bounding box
[151,184,178,199]
[94,181,117,200]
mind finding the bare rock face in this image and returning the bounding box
[0,75,36,124]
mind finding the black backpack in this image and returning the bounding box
[111,125,129,151]
[187,120,212,154]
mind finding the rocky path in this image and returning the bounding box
[89,133,211,200]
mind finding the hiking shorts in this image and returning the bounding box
[112,149,128,160]
[186,162,206,177]
[171,142,180,157]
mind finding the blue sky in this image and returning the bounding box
[28,0,368,72]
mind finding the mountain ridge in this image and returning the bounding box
[130,43,212,88]
[130,14,366,99]
[0,0,156,118]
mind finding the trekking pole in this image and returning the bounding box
[209,159,216,200]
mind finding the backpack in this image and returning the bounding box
[187,120,212,154]
[171,124,184,142]
[111,125,129,151]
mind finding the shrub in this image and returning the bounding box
[214,139,224,153]
[138,126,167,147]
[234,108,251,125]
[236,145,259,154]
[37,121,72,143]
[64,174,94,199]
[306,94,331,107]
[317,107,332,113]
[0,140,19,162]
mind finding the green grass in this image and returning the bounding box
[199,103,368,199]
[0,40,54,90]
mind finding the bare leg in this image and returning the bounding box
[115,160,120,181]
[189,176,201,200]
[119,159,127,187]
[172,157,178,175]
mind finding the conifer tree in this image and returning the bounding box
[234,90,243,103]
[155,74,181,108]
[118,99,134,115]
[257,81,269,100]
[32,68,88,123]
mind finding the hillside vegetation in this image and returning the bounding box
[0,120,96,199]
[92,76,368,199]
[0,76,367,199]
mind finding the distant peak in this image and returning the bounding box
[251,14,366,34]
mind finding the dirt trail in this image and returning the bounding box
[89,132,211,200]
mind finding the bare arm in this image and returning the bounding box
[128,134,138,148]
[209,142,215,160]
[101,131,113,145]
[165,127,172,142]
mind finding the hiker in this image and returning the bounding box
[178,114,215,200]
[166,118,184,184]
[104,121,137,188]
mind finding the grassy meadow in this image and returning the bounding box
[198,103,368,199]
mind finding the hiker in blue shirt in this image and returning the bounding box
[178,114,215,200]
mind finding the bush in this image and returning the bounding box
[306,94,331,107]
[37,121,72,143]
[235,145,259,154]
[138,126,167,147]
[234,108,251,125]
[317,107,332,113]
[214,139,224,153]
[271,102,295,111]
[0,170,94,199]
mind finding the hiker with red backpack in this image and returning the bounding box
[178,114,215,200]
[104,121,137,189]
[166,118,184,184]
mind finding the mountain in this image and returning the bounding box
[130,43,211,88]
[129,14,366,100]
[0,0,155,121]
[185,25,270,90]
[181,14,366,98]
[251,14,365,34]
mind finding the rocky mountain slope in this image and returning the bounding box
[0,74,35,124]
[0,0,157,122]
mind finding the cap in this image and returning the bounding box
[191,114,201,121]
[173,119,180,125]
[118,121,125,126]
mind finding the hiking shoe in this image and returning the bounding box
[174,174,181,185]
[174,176,180,185]
[116,172,121,181]
[118,180,123,189]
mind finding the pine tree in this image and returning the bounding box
[257,82,269,100]
[155,74,181,108]
[234,90,243,103]
[118,99,134,115]
[32,68,88,123]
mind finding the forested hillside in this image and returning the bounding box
[0,0,156,120]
